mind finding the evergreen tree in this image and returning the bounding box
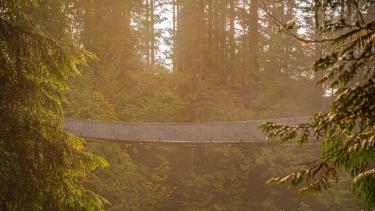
[0,1,107,209]
[261,0,375,208]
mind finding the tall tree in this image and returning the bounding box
[262,0,375,208]
[248,0,259,74]
[172,0,177,71]
[150,0,155,69]
[228,0,236,86]
[146,0,150,64]
[76,0,141,119]
[0,0,107,209]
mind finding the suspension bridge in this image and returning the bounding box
[64,116,312,144]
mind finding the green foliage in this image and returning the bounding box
[116,68,185,122]
[86,143,171,210]
[60,0,368,209]
[65,83,118,121]
[261,0,375,208]
[0,1,107,210]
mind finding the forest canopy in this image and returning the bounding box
[0,0,374,210]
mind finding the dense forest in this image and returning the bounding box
[65,0,324,122]
[1,0,374,210]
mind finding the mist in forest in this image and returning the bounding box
[2,0,374,210]
[66,0,325,123]
[60,0,362,209]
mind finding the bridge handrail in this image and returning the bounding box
[64,116,312,125]
[64,116,312,143]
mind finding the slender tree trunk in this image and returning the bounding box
[214,0,221,84]
[228,0,236,85]
[198,0,205,83]
[314,2,324,107]
[208,0,213,72]
[248,0,259,75]
[242,0,247,86]
[150,0,155,69]
[177,0,183,72]
[173,0,177,71]
[220,0,227,85]
[145,0,150,65]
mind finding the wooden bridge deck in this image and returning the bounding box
[64,117,311,144]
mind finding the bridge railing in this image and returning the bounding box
[64,117,311,143]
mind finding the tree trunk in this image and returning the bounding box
[314,2,324,107]
[248,0,259,75]
[173,0,177,71]
[198,0,205,83]
[220,0,227,85]
[150,0,155,69]
[228,0,236,85]
[145,0,150,65]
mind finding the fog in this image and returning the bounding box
[2,0,373,210]
[63,0,359,209]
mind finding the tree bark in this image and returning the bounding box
[248,0,259,75]
[145,0,150,65]
[228,0,236,85]
[150,0,155,69]
[173,0,177,71]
